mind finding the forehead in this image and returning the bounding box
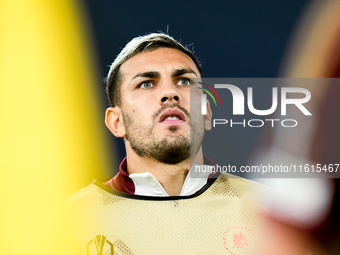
[119,47,200,80]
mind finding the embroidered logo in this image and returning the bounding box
[86,235,113,255]
[232,233,249,249]
[223,227,256,255]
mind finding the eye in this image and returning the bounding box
[139,81,154,89]
[177,78,191,86]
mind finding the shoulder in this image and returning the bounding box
[211,172,268,199]
[68,183,100,201]
[68,183,111,208]
[67,184,99,211]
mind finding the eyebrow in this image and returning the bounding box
[132,71,160,80]
[172,68,198,77]
[132,69,198,81]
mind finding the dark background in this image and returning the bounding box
[83,0,309,174]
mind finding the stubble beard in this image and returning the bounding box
[122,104,205,165]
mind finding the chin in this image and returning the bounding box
[168,126,179,132]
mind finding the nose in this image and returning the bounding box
[160,83,181,105]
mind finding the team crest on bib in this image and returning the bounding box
[223,227,256,255]
[86,235,113,255]
[86,235,134,255]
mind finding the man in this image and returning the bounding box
[70,33,265,255]
[103,33,213,197]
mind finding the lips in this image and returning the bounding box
[159,108,186,125]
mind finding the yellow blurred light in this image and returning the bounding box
[0,0,113,254]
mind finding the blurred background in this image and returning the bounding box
[1,0,339,254]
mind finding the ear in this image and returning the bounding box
[105,107,126,138]
[204,100,212,130]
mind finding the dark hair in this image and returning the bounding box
[105,33,202,107]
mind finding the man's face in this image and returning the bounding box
[111,47,210,164]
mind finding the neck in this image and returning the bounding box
[125,147,204,196]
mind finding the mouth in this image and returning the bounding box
[158,108,186,126]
